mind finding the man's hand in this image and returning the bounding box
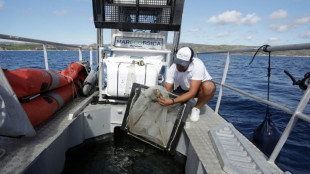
[158,96,173,106]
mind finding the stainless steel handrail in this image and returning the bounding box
[212,81,294,115]
[0,34,83,70]
[198,43,310,54]
[0,34,82,48]
[197,42,310,163]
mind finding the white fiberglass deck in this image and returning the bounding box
[184,105,284,174]
[0,95,284,174]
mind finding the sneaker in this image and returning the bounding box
[190,107,200,122]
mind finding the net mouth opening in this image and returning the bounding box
[121,83,191,153]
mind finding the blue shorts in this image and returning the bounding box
[172,80,216,97]
[173,86,199,97]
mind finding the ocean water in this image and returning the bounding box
[62,128,185,174]
[0,51,98,71]
[0,51,310,174]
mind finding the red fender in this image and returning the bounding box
[4,62,88,98]
[4,61,88,127]
[61,62,88,87]
[22,84,77,127]
[4,69,71,98]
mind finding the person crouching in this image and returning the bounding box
[158,47,216,122]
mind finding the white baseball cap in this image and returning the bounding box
[174,47,194,67]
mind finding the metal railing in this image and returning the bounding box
[0,34,84,70]
[197,43,310,163]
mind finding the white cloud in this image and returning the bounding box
[241,13,261,25]
[295,16,310,25]
[268,37,279,42]
[270,15,310,32]
[208,10,261,25]
[52,9,68,16]
[189,28,200,32]
[299,30,310,38]
[246,36,252,40]
[0,0,5,10]
[208,10,242,25]
[271,23,292,32]
[89,17,94,21]
[269,9,288,19]
[217,32,229,37]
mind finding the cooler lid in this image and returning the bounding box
[121,83,191,153]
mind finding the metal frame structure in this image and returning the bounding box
[0,34,84,70]
[93,0,184,101]
[197,43,310,163]
[92,0,185,31]
[92,0,184,71]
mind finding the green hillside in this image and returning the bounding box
[0,43,80,51]
[174,43,310,57]
[1,42,310,57]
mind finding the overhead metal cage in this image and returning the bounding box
[92,0,185,31]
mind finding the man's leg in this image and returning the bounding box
[195,81,216,109]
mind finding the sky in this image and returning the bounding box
[0,0,310,46]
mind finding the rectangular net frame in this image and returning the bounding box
[121,83,191,153]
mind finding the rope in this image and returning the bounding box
[249,45,272,119]
[266,51,272,120]
[61,73,79,104]
[249,45,270,65]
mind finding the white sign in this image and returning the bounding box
[114,37,163,50]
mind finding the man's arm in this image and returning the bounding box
[158,80,201,106]
[165,82,173,92]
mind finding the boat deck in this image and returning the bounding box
[184,105,284,174]
[0,96,89,174]
[0,95,284,174]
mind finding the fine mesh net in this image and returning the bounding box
[126,85,184,148]
[104,0,172,24]
[92,0,184,31]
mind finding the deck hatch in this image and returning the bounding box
[121,83,191,153]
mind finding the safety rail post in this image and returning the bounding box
[42,44,49,70]
[90,47,93,71]
[98,47,104,100]
[269,86,310,162]
[215,52,231,113]
[97,28,103,66]
[79,48,83,61]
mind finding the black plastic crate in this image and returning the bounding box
[92,0,184,31]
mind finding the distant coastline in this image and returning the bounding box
[1,42,310,57]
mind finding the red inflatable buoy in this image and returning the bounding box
[4,62,88,98]
[22,84,77,127]
[4,69,71,98]
[3,61,89,127]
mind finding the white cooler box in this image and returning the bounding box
[103,54,163,97]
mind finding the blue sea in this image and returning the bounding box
[1,51,310,174]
